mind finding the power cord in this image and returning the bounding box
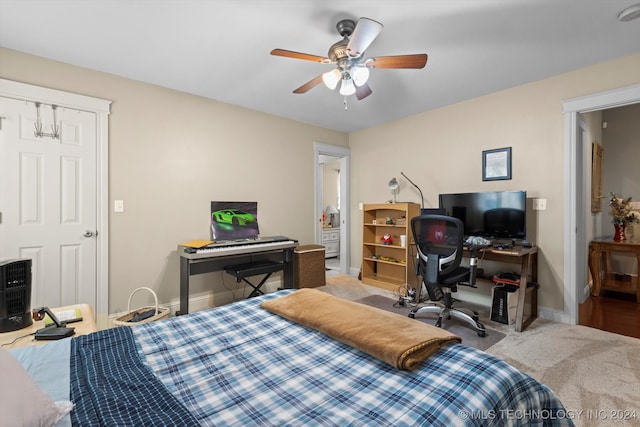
[1,332,35,347]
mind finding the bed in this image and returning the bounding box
[4,289,574,426]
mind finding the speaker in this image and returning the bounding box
[0,259,33,332]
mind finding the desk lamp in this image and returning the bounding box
[32,307,75,340]
[388,178,399,203]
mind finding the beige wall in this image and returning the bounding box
[0,48,348,313]
[2,46,640,317]
[349,53,640,313]
[600,103,640,272]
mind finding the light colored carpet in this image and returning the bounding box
[323,274,640,427]
[352,294,506,351]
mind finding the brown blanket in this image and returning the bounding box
[260,289,461,370]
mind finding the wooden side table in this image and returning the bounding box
[0,304,97,349]
[589,238,640,302]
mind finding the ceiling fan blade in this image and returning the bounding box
[270,48,329,63]
[369,54,428,69]
[355,83,372,100]
[293,74,325,94]
[346,17,383,58]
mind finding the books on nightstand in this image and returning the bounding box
[44,308,83,326]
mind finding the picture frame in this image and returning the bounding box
[591,141,604,213]
[482,147,512,181]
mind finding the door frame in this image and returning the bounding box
[0,78,111,327]
[563,83,640,325]
[314,142,351,275]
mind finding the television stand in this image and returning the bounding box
[464,246,539,332]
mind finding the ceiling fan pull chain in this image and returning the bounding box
[344,97,348,111]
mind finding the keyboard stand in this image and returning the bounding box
[178,237,297,314]
[225,262,285,298]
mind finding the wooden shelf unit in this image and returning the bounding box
[361,203,420,292]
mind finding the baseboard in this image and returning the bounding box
[537,306,572,325]
[107,279,284,325]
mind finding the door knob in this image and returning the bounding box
[83,230,96,238]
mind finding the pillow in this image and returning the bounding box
[0,347,73,427]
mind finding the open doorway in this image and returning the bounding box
[564,83,640,326]
[314,143,351,276]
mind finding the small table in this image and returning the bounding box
[589,238,640,302]
[0,304,97,349]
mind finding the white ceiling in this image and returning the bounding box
[1,0,639,132]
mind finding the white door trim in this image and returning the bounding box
[563,83,640,325]
[0,78,111,328]
[314,142,351,275]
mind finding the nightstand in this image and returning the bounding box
[322,228,340,258]
[0,304,97,349]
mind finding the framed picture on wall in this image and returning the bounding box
[482,147,512,181]
[591,141,604,213]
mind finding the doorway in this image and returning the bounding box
[314,142,350,275]
[564,83,640,326]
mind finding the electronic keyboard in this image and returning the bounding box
[180,237,297,259]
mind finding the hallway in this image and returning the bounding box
[579,292,640,339]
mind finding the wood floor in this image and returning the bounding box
[579,291,640,339]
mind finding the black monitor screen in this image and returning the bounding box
[438,191,526,239]
[210,201,259,241]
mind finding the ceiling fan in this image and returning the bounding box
[271,17,428,101]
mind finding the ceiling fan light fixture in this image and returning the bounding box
[351,66,370,86]
[322,69,341,90]
[339,77,356,96]
[618,3,640,21]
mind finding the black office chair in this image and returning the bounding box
[408,214,486,337]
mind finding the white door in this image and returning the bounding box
[0,97,97,309]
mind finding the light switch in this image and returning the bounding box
[114,199,124,213]
[533,198,547,211]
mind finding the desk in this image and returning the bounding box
[466,246,539,332]
[589,238,640,302]
[0,304,97,349]
[178,238,298,315]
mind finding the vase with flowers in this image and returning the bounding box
[608,192,640,242]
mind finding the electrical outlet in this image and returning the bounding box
[533,198,547,211]
[114,199,124,213]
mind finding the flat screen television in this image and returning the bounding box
[438,191,526,239]
[210,201,259,241]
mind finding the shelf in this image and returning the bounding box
[364,223,407,228]
[363,242,406,249]
[363,257,407,267]
[361,203,420,292]
[602,273,638,294]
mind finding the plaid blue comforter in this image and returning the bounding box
[130,290,574,427]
